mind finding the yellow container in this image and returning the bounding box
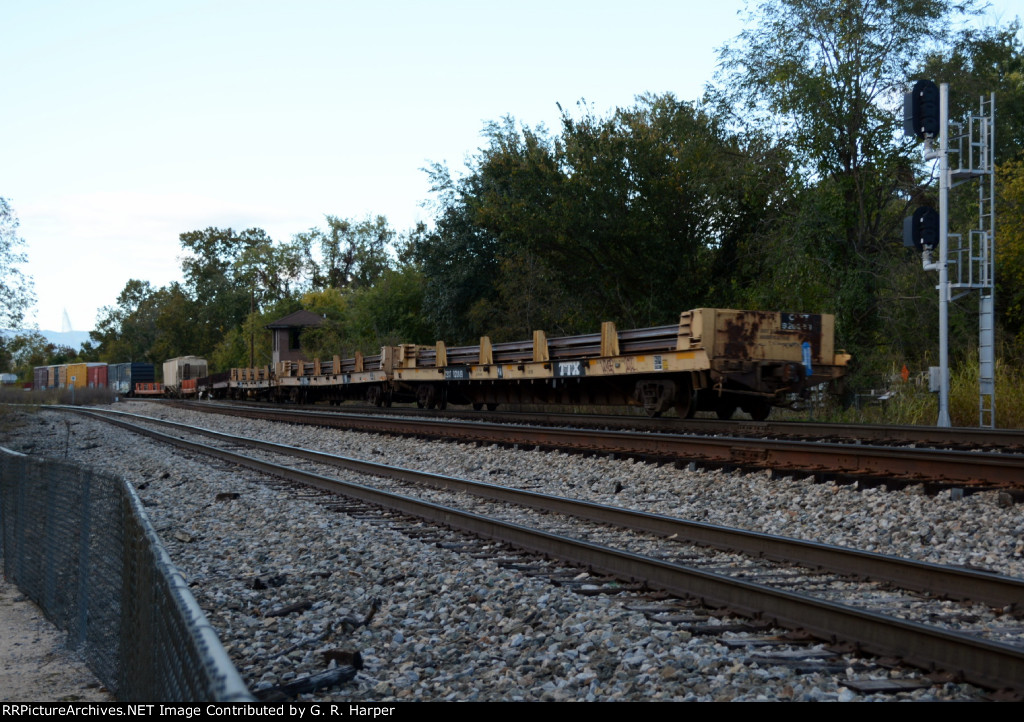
[66,363,89,389]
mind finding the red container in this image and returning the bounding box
[88,364,108,388]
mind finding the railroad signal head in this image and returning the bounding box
[903,79,940,139]
[903,206,940,251]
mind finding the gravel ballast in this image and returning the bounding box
[4,401,1019,702]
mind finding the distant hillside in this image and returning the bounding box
[1,329,92,351]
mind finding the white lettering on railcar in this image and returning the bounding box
[556,361,584,377]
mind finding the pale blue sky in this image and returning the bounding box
[2,1,1018,333]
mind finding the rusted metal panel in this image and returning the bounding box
[703,309,837,365]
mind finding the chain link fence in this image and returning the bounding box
[0,447,252,702]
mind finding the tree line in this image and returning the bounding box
[3,0,1023,391]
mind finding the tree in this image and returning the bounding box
[716,0,981,360]
[414,167,504,341]
[919,21,1024,163]
[416,95,791,340]
[178,227,295,357]
[297,288,351,360]
[0,197,35,329]
[231,232,309,309]
[996,157,1024,334]
[300,216,393,292]
[90,279,161,362]
[345,265,432,348]
[0,331,62,377]
[721,0,976,199]
[917,22,1024,340]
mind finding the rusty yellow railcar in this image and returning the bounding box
[386,309,848,419]
[227,308,849,420]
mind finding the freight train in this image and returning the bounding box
[33,358,206,398]
[218,309,851,420]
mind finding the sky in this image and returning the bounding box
[2,1,1020,334]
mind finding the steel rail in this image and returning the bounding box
[72,407,1024,609]
[62,407,1024,690]
[178,402,1024,449]
[172,402,1024,486]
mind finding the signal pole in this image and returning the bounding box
[914,82,951,427]
[906,81,997,428]
[935,83,951,427]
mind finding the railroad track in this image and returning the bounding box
[184,400,1024,451]
[165,401,1024,491]
[65,406,1024,694]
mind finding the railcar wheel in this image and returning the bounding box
[486,403,499,411]
[472,402,483,411]
[635,380,676,418]
[715,404,736,420]
[416,384,437,409]
[743,399,771,421]
[674,392,696,419]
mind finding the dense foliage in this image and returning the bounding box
[82,220,429,371]
[414,97,793,340]
[0,198,39,374]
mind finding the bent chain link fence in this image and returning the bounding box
[0,447,252,702]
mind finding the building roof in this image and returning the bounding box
[265,310,327,330]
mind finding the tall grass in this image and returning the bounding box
[0,386,117,407]
[791,359,1024,428]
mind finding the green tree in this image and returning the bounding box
[917,21,1024,340]
[0,198,35,329]
[996,157,1024,334]
[919,21,1024,163]
[4,331,51,377]
[178,227,305,357]
[297,288,351,360]
[414,168,504,341]
[416,95,791,340]
[300,216,394,292]
[90,279,162,362]
[716,0,981,362]
[149,283,199,361]
[345,265,431,348]
[0,330,58,376]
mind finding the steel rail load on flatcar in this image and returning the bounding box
[216,309,850,420]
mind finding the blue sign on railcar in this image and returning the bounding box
[444,366,470,380]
